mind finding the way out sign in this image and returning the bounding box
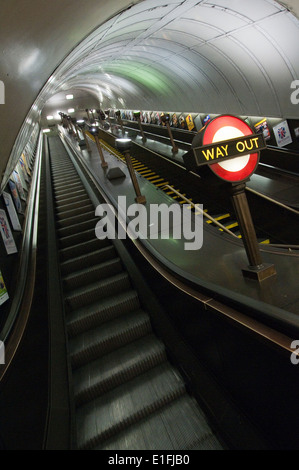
[185,115,266,182]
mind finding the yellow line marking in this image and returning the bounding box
[147,174,160,180]
[150,178,164,184]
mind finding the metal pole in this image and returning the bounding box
[124,149,146,204]
[82,128,91,152]
[137,116,146,142]
[166,121,178,153]
[230,183,276,281]
[95,135,108,168]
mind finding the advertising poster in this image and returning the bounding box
[21,152,31,176]
[12,170,26,201]
[294,127,299,143]
[0,270,9,306]
[0,209,18,255]
[3,192,22,231]
[178,114,187,129]
[203,115,211,125]
[171,113,179,128]
[273,120,292,147]
[17,161,28,192]
[254,118,271,141]
[19,156,29,183]
[186,114,195,131]
[8,180,23,214]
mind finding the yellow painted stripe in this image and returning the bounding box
[132,164,146,169]
[150,178,164,184]
[260,239,270,244]
[138,170,153,175]
[155,181,169,187]
[147,174,160,180]
[225,222,238,230]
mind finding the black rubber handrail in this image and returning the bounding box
[0,131,43,343]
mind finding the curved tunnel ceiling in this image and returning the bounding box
[1,0,299,190]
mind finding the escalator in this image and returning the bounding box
[47,135,225,450]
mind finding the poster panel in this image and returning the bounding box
[254,118,271,141]
[17,162,28,192]
[3,192,22,231]
[8,180,23,214]
[186,114,195,131]
[0,209,18,255]
[273,120,292,147]
[0,270,9,306]
[12,170,26,201]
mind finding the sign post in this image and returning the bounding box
[116,138,146,204]
[134,111,147,143]
[161,113,178,153]
[183,114,276,281]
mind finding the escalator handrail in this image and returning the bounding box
[60,128,299,346]
[266,144,299,156]
[245,186,299,216]
[161,184,239,238]
[0,130,43,344]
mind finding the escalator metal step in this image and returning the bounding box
[54,179,82,190]
[59,237,110,262]
[66,289,140,338]
[55,181,83,200]
[56,202,94,220]
[56,197,91,213]
[65,272,131,311]
[59,228,96,249]
[58,217,99,238]
[55,189,88,204]
[73,334,167,406]
[96,395,223,451]
[76,362,186,450]
[52,172,79,181]
[69,309,152,369]
[60,245,117,275]
[57,210,96,228]
[63,257,123,291]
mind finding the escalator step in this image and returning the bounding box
[73,334,167,406]
[54,179,82,190]
[55,189,87,203]
[69,309,152,369]
[56,197,91,213]
[52,172,79,181]
[57,210,96,228]
[76,362,186,450]
[96,395,223,451]
[56,202,94,220]
[63,257,123,290]
[67,289,140,337]
[59,237,110,262]
[54,181,84,196]
[60,245,117,275]
[59,228,96,249]
[58,217,99,238]
[65,272,131,311]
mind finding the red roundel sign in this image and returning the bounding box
[203,115,259,183]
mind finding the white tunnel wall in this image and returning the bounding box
[1,0,299,190]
